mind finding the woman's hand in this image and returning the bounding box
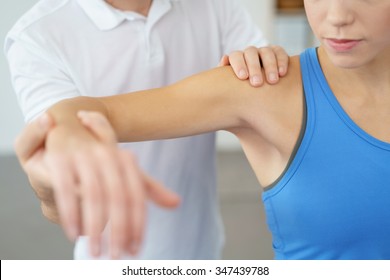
[15,112,180,259]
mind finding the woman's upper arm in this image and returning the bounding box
[101,66,258,142]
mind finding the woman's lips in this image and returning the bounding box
[325,39,361,52]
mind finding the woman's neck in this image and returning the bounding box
[318,46,390,100]
[105,0,153,16]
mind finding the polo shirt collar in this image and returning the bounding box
[77,0,177,31]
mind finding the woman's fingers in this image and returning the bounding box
[144,174,181,208]
[75,151,106,257]
[47,153,81,241]
[119,150,147,255]
[96,147,130,259]
[50,111,181,258]
[48,145,180,259]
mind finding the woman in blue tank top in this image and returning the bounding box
[17,0,390,259]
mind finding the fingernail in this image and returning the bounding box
[251,75,261,85]
[91,243,101,257]
[67,225,79,241]
[77,111,90,124]
[111,246,120,260]
[130,242,140,255]
[269,73,278,82]
[279,67,285,74]
[239,69,247,79]
[77,110,88,117]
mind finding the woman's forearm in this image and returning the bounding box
[47,96,109,138]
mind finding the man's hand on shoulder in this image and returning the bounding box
[219,45,289,87]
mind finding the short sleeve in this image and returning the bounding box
[5,34,80,122]
[214,0,268,54]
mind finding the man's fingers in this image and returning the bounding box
[15,113,58,226]
[14,113,54,164]
[78,111,117,144]
[218,54,229,67]
[40,201,60,224]
[226,45,290,87]
[243,46,265,87]
[257,47,279,85]
[271,45,289,77]
[227,51,249,80]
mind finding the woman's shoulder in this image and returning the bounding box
[169,56,303,124]
[236,55,303,113]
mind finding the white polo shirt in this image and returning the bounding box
[5,0,267,259]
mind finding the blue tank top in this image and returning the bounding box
[262,48,390,260]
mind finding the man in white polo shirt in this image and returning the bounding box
[5,0,288,259]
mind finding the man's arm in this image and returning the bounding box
[14,113,59,223]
